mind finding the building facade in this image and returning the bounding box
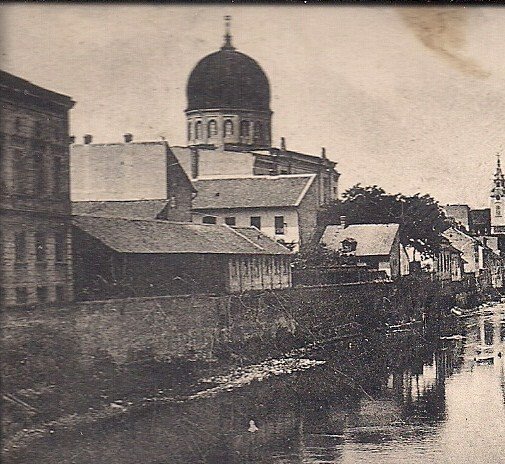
[0,70,75,308]
[72,215,292,299]
[490,155,505,235]
[71,138,195,222]
[320,223,410,279]
[191,174,319,251]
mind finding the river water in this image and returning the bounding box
[10,303,505,464]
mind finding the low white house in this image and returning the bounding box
[191,174,319,251]
[320,223,409,279]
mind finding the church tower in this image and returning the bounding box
[185,16,272,149]
[490,154,505,234]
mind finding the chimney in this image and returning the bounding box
[321,147,326,159]
[69,135,75,144]
[83,134,92,145]
[340,215,347,228]
[124,133,133,143]
[280,137,286,151]
[190,146,199,179]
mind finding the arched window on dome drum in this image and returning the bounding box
[208,120,218,137]
[240,120,250,137]
[187,122,192,141]
[195,121,202,140]
[224,119,234,137]
[253,121,263,140]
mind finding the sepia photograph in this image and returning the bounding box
[1,3,504,463]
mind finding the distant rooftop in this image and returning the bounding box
[321,223,400,256]
[192,174,316,210]
[72,200,168,220]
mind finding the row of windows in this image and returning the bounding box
[13,230,67,264]
[7,285,66,305]
[202,215,286,235]
[188,119,265,141]
[12,117,66,141]
[9,150,64,197]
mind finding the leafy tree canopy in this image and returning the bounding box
[318,184,451,256]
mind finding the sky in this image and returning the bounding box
[2,5,505,208]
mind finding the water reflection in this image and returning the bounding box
[9,305,505,464]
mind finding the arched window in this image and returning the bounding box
[208,120,218,137]
[195,121,202,140]
[240,120,250,137]
[254,121,262,140]
[224,119,234,136]
[187,122,192,141]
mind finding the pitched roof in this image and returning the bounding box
[73,215,291,255]
[72,200,168,220]
[192,174,316,210]
[321,223,400,256]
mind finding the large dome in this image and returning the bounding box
[186,45,270,112]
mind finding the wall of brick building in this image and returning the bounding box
[1,77,74,309]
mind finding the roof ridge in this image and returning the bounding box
[226,225,265,251]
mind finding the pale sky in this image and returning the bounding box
[2,5,505,208]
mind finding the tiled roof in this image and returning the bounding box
[73,215,291,255]
[192,174,316,209]
[321,223,400,257]
[72,200,167,220]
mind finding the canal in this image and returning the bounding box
[9,303,505,464]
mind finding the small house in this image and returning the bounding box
[320,223,409,279]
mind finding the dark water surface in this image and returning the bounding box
[11,304,505,464]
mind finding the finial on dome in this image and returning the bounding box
[222,15,235,50]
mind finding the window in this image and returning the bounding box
[34,120,42,139]
[34,151,45,195]
[169,195,177,208]
[35,231,47,262]
[15,232,26,263]
[275,216,285,235]
[224,119,234,136]
[55,230,66,263]
[37,286,48,303]
[240,120,250,137]
[55,285,65,303]
[53,157,62,196]
[187,122,192,141]
[208,120,218,137]
[195,121,202,140]
[224,216,236,226]
[14,150,29,194]
[497,204,502,217]
[202,216,217,224]
[254,121,263,140]
[250,216,261,229]
[16,287,28,305]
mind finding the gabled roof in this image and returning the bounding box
[192,174,316,210]
[72,200,167,220]
[321,223,400,257]
[73,215,291,255]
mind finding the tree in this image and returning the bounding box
[318,184,450,256]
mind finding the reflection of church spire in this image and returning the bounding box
[221,15,235,50]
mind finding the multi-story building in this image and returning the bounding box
[191,174,319,251]
[0,70,75,308]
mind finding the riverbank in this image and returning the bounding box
[1,276,495,458]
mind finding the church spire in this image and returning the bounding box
[494,151,505,189]
[221,15,235,50]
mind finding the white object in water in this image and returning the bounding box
[248,420,259,432]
